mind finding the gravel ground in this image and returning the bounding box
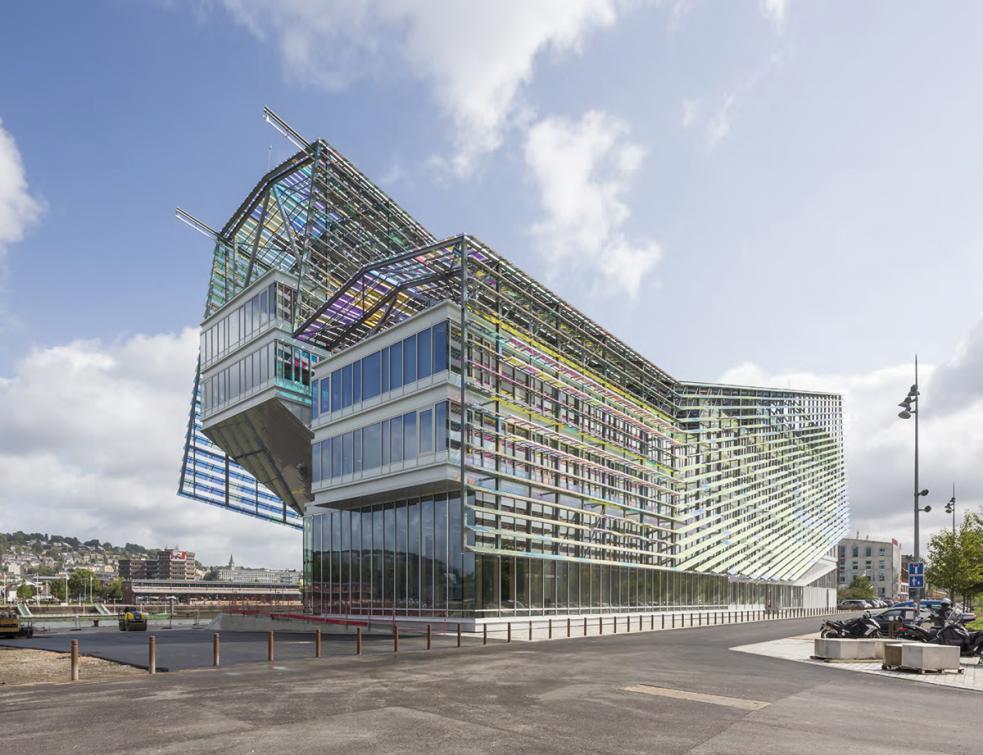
[0,646,142,687]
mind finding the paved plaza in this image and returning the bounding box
[3,616,981,754]
[733,633,983,693]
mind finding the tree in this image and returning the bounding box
[101,577,124,602]
[50,579,66,601]
[67,569,98,602]
[16,583,34,600]
[838,575,875,601]
[926,514,983,606]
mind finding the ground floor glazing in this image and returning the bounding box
[303,493,831,617]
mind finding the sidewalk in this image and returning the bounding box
[732,633,983,693]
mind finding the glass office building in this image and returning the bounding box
[179,114,848,622]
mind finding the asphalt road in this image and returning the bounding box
[3,616,980,754]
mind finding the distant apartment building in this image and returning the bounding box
[837,536,903,599]
[215,555,300,585]
[119,549,195,581]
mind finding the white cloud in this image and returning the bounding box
[524,110,661,300]
[218,0,625,176]
[701,53,783,149]
[706,92,737,148]
[680,98,700,129]
[0,329,300,568]
[0,117,43,297]
[758,0,788,31]
[718,314,983,553]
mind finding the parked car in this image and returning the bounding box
[837,599,869,610]
[869,606,922,632]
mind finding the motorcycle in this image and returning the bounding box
[897,610,983,661]
[820,611,881,638]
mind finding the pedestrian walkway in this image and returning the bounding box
[732,634,983,692]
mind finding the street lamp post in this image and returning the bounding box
[897,356,931,608]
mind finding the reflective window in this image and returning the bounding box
[364,423,382,470]
[342,364,353,407]
[343,432,354,475]
[403,411,417,460]
[331,437,342,478]
[432,321,448,372]
[389,342,403,390]
[311,379,319,419]
[363,351,381,400]
[391,416,403,463]
[319,379,330,416]
[353,361,361,404]
[417,329,432,380]
[419,409,433,454]
[312,441,321,481]
[331,369,343,412]
[435,401,448,450]
[403,334,417,384]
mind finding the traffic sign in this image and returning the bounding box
[908,562,924,576]
[909,575,925,589]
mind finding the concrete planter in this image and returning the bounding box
[882,642,906,667]
[813,638,879,660]
[874,639,919,660]
[900,643,961,673]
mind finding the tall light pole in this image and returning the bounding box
[897,356,931,606]
[944,483,956,534]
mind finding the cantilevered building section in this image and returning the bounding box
[179,111,848,621]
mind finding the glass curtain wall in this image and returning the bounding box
[304,497,807,617]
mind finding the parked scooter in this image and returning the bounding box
[820,611,881,639]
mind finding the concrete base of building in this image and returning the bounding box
[211,605,838,641]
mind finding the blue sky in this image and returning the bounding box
[2,1,982,567]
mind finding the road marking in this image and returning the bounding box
[623,684,769,711]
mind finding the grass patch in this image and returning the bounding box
[971,598,983,632]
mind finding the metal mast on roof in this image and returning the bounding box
[263,107,310,150]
